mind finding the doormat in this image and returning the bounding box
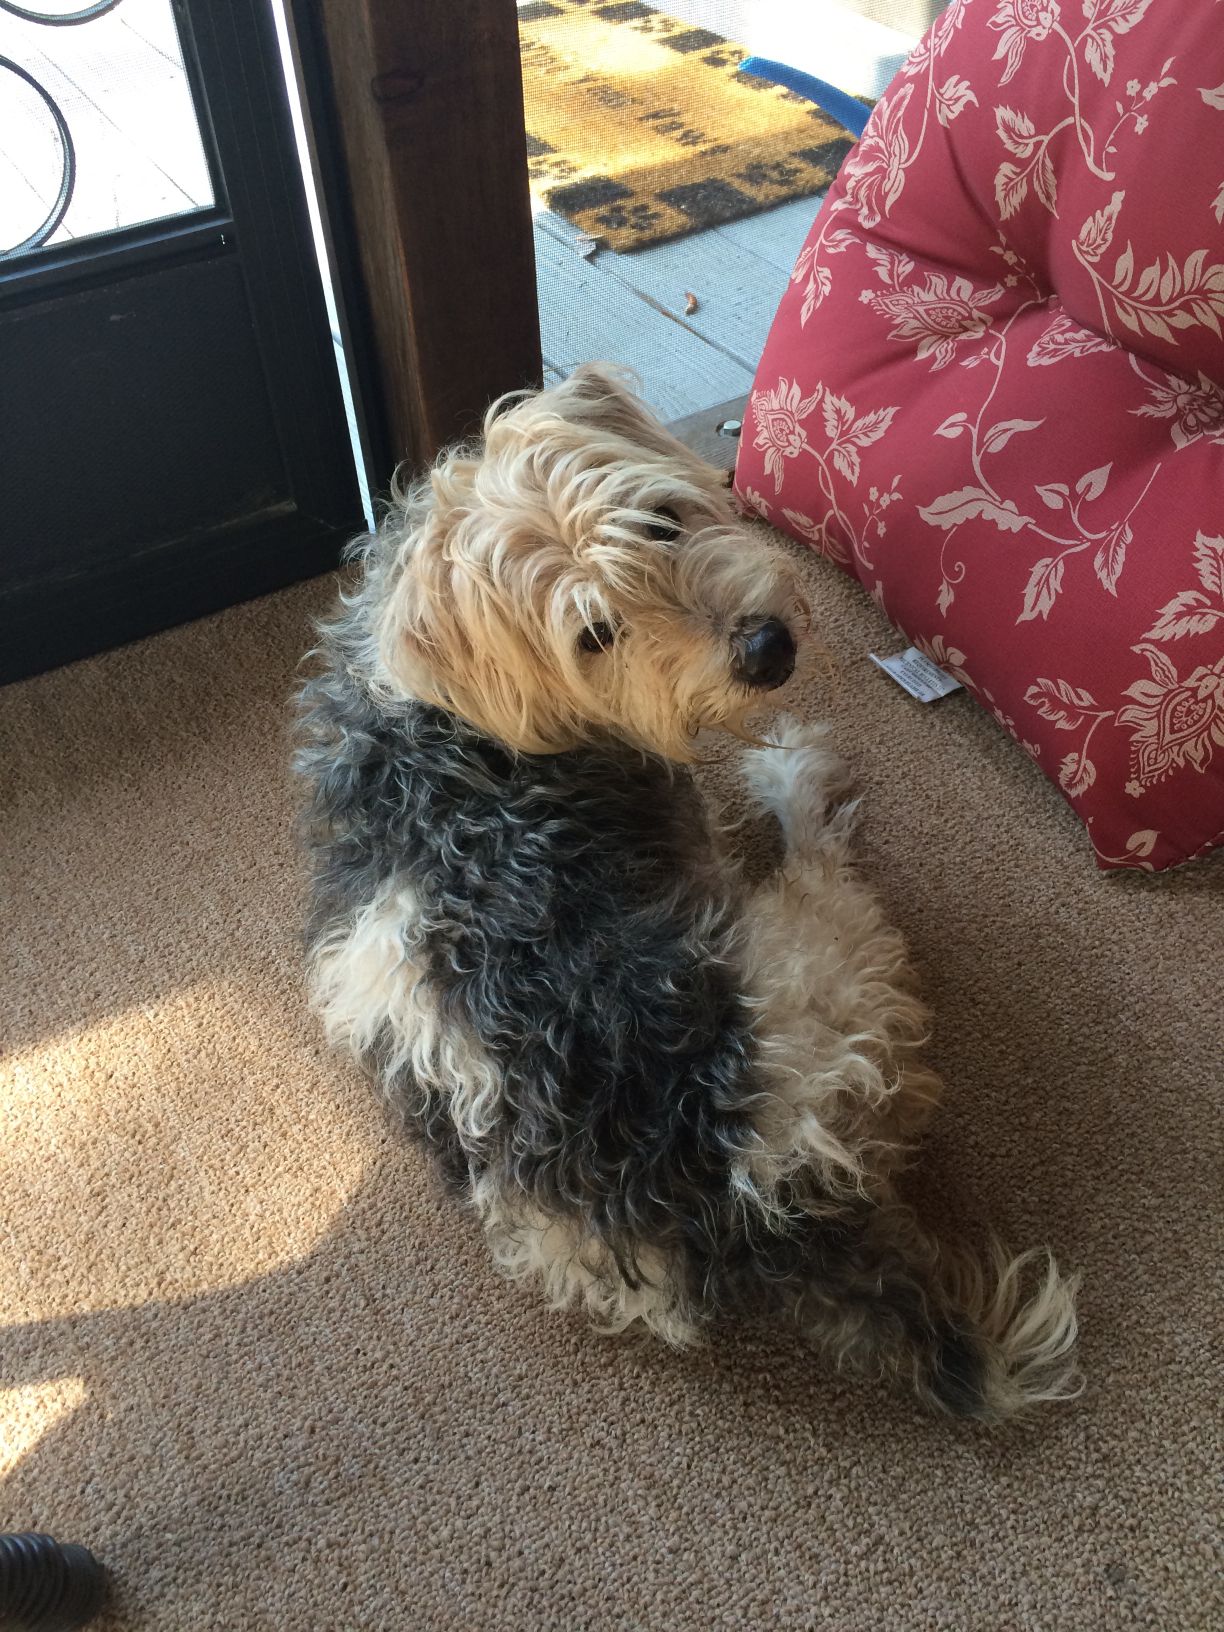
[519,0,860,253]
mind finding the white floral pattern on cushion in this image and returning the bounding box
[750,379,901,569]
[1130,366,1224,448]
[1118,647,1224,790]
[736,0,1224,871]
[988,0,1060,87]
[751,379,822,492]
[1025,311,1116,365]
[861,271,1005,371]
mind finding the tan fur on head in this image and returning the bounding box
[361,363,806,759]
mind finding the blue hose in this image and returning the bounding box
[739,55,872,138]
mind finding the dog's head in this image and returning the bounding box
[360,363,807,758]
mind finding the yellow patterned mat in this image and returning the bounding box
[519,0,858,253]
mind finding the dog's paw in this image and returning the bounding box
[746,715,856,812]
[743,716,859,857]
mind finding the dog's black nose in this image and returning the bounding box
[736,618,796,690]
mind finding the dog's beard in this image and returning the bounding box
[591,618,805,762]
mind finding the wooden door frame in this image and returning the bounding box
[286,0,543,487]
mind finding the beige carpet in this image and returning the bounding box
[1,518,1221,1629]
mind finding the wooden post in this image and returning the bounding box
[295,0,542,479]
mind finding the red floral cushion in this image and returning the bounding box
[735,0,1224,871]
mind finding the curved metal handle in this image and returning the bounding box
[0,2,125,25]
[0,53,76,258]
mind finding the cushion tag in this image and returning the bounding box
[870,646,963,702]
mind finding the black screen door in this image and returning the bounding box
[0,0,365,682]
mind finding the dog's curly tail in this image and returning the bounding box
[792,1203,1082,1421]
[904,1236,1082,1421]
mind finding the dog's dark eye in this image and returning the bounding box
[578,621,615,654]
[644,506,681,542]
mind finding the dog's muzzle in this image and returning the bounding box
[734,617,796,691]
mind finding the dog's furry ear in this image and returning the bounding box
[559,362,692,453]
[373,491,583,755]
[500,362,706,468]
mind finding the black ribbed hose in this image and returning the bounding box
[0,1533,106,1630]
